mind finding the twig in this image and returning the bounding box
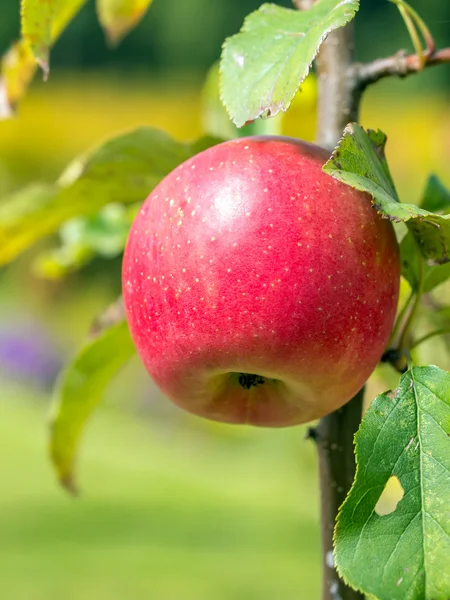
[397,254,425,354]
[389,0,436,56]
[411,328,450,350]
[353,47,450,92]
[393,0,427,69]
[388,288,415,348]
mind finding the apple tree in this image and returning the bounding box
[1,0,450,598]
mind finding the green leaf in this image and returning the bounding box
[420,175,450,214]
[401,232,450,293]
[220,0,359,128]
[34,245,94,280]
[49,306,136,492]
[33,204,136,280]
[203,62,240,140]
[52,0,89,39]
[1,0,87,116]
[323,123,450,265]
[96,0,154,46]
[33,203,138,279]
[0,183,62,265]
[21,0,88,74]
[323,123,400,202]
[202,61,283,140]
[60,204,135,257]
[335,366,450,600]
[0,128,220,266]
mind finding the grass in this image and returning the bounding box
[0,383,321,599]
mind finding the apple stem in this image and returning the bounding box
[397,255,425,353]
[388,288,415,348]
[383,252,425,373]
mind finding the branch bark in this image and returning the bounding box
[353,47,450,99]
[313,389,365,600]
[315,22,359,150]
[314,20,365,600]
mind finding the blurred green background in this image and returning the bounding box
[0,1,449,599]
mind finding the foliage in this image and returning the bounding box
[323,124,450,265]
[33,204,138,280]
[50,310,136,492]
[0,128,219,266]
[1,0,154,117]
[335,366,450,599]
[96,0,154,46]
[1,0,88,116]
[1,1,450,600]
[220,0,359,127]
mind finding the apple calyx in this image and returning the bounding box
[237,373,267,390]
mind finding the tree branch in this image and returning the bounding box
[315,22,359,150]
[353,47,450,93]
[314,388,365,600]
[310,16,365,600]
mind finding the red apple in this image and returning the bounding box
[123,136,399,427]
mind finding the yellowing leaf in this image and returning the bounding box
[96,0,154,46]
[1,0,88,117]
[21,0,56,78]
[51,0,89,40]
[0,128,220,266]
[0,40,36,118]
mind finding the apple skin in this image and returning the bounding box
[123,136,400,427]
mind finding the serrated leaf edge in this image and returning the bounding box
[331,380,401,596]
[323,122,396,216]
[323,124,450,265]
[219,0,359,128]
[332,365,446,597]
